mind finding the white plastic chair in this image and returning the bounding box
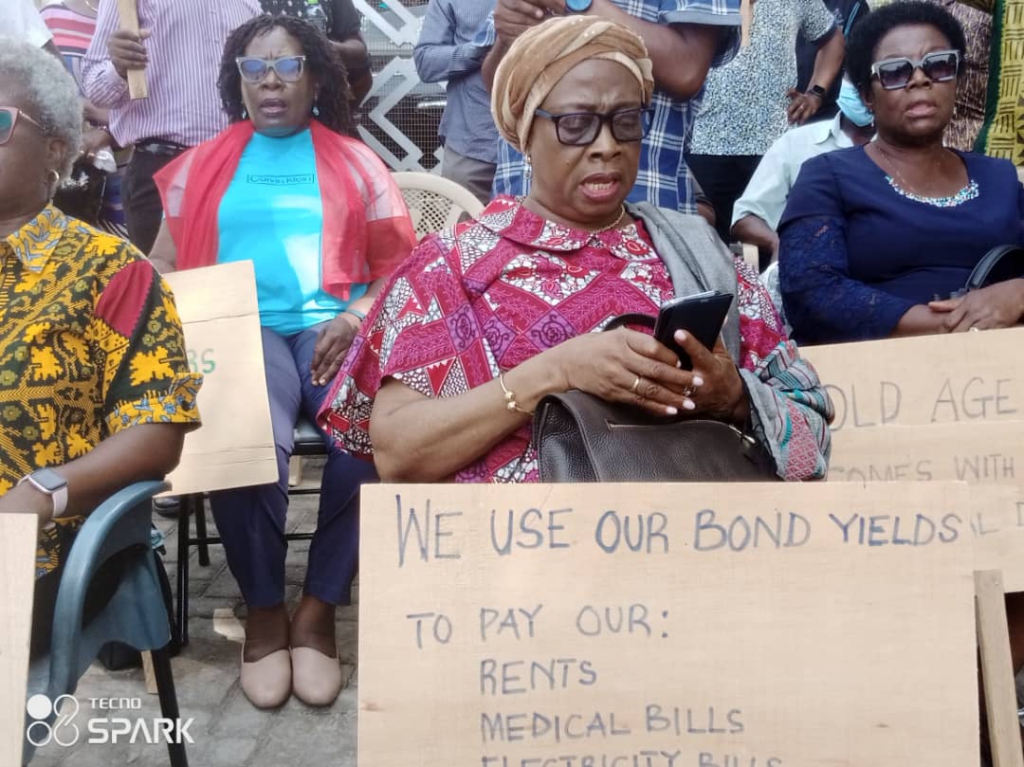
[391,172,485,238]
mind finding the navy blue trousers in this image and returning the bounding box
[209,325,376,608]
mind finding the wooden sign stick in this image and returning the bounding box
[740,0,752,47]
[116,0,148,100]
[975,570,1024,767]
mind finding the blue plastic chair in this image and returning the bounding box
[23,480,188,767]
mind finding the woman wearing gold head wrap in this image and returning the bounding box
[320,16,833,484]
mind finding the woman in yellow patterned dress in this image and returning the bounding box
[0,39,202,655]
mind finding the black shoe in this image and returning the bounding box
[152,495,181,519]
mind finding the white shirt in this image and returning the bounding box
[0,0,53,48]
[731,113,855,231]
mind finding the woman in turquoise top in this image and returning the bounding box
[151,16,416,709]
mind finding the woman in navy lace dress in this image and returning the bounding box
[778,1,1024,345]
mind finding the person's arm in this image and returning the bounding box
[777,156,929,343]
[83,102,111,127]
[587,0,726,100]
[310,277,388,386]
[1,250,201,524]
[787,0,844,124]
[732,214,779,259]
[148,220,178,274]
[82,0,136,110]
[480,0,561,91]
[414,0,488,83]
[0,424,187,524]
[370,327,695,482]
[335,38,372,103]
[779,215,934,342]
[730,133,794,256]
[806,27,844,94]
[327,0,372,103]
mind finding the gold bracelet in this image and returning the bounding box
[498,372,533,416]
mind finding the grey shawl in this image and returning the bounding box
[626,202,741,358]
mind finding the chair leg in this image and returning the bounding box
[193,496,210,567]
[151,643,189,767]
[176,497,191,647]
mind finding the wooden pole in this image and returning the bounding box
[115,0,148,100]
[975,570,1024,767]
[740,0,752,48]
[141,651,158,694]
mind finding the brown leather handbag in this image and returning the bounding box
[532,313,779,483]
[533,390,778,483]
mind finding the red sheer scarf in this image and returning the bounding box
[154,120,415,298]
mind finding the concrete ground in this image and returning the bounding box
[31,461,356,767]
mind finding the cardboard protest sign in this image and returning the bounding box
[162,261,276,496]
[829,421,1024,590]
[359,482,978,767]
[801,327,1024,431]
[0,514,39,764]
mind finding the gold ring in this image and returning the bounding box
[970,326,981,333]
[630,376,642,394]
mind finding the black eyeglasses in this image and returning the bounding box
[0,107,45,145]
[870,49,960,90]
[534,107,653,146]
[235,55,307,83]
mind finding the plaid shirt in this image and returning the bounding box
[474,1,741,213]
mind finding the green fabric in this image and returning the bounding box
[973,0,1024,164]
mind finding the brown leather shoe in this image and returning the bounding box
[239,646,292,709]
[291,646,344,707]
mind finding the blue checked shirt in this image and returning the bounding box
[474,1,741,213]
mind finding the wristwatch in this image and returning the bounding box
[19,468,69,517]
[565,0,593,13]
[806,84,826,99]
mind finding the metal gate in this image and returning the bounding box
[356,0,446,172]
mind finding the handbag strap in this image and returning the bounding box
[965,244,1024,292]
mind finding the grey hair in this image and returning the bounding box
[0,37,83,180]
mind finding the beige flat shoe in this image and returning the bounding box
[240,646,292,709]
[291,646,344,707]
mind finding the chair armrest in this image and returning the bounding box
[47,480,168,694]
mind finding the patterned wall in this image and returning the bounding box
[355,0,446,172]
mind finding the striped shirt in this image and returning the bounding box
[40,4,95,90]
[476,1,742,213]
[82,0,261,148]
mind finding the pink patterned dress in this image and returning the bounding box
[320,196,832,482]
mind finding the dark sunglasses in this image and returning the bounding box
[0,106,45,145]
[235,55,307,83]
[533,107,653,146]
[870,49,960,90]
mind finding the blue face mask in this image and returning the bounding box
[837,80,874,127]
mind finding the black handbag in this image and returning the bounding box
[949,244,1024,298]
[532,313,779,483]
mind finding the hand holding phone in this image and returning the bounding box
[653,290,733,370]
